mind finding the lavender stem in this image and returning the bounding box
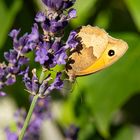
[18,94,39,140]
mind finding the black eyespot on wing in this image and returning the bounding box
[108,49,115,56]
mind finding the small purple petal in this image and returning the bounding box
[44,72,63,95]
[18,57,29,65]
[4,50,18,64]
[50,20,68,32]
[55,52,67,65]
[5,75,16,85]
[35,12,46,22]
[6,66,20,74]
[64,30,78,49]
[51,41,61,52]
[9,29,20,39]
[68,9,77,19]
[35,44,49,65]
[28,23,39,42]
[18,66,29,75]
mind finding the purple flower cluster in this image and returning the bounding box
[5,97,51,140]
[2,0,80,139]
[0,0,78,97]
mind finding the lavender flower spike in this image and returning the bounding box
[2,0,79,138]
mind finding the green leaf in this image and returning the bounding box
[94,10,111,29]
[71,0,97,27]
[78,123,96,140]
[124,0,140,31]
[113,125,134,140]
[0,0,22,48]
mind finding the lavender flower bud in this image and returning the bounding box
[23,68,39,95]
[43,72,63,96]
[38,74,52,97]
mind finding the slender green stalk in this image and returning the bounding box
[18,94,39,140]
[18,70,45,139]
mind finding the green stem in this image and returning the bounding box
[18,94,39,140]
[39,69,45,83]
[18,69,45,139]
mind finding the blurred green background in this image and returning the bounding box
[0,0,140,140]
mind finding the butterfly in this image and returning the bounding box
[66,25,128,81]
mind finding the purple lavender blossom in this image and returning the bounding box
[2,0,80,139]
[68,9,77,19]
[18,57,29,66]
[50,20,68,33]
[42,0,76,11]
[43,72,63,96]
[35,12,46,23]
[4,50,18,64]
[0,62,17,93]
[55,51,67,65]
[0,0,78,97]
[5,128,18,140]
[28,24,39,42]
[23,68,39,95]
[9,29,20,39]
[35,43,49,65]
[9,29,28,53]
[51,41,60,52]
[5,75,16,86]
[64,30,78,49]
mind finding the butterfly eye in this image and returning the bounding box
[108,49,115,56]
